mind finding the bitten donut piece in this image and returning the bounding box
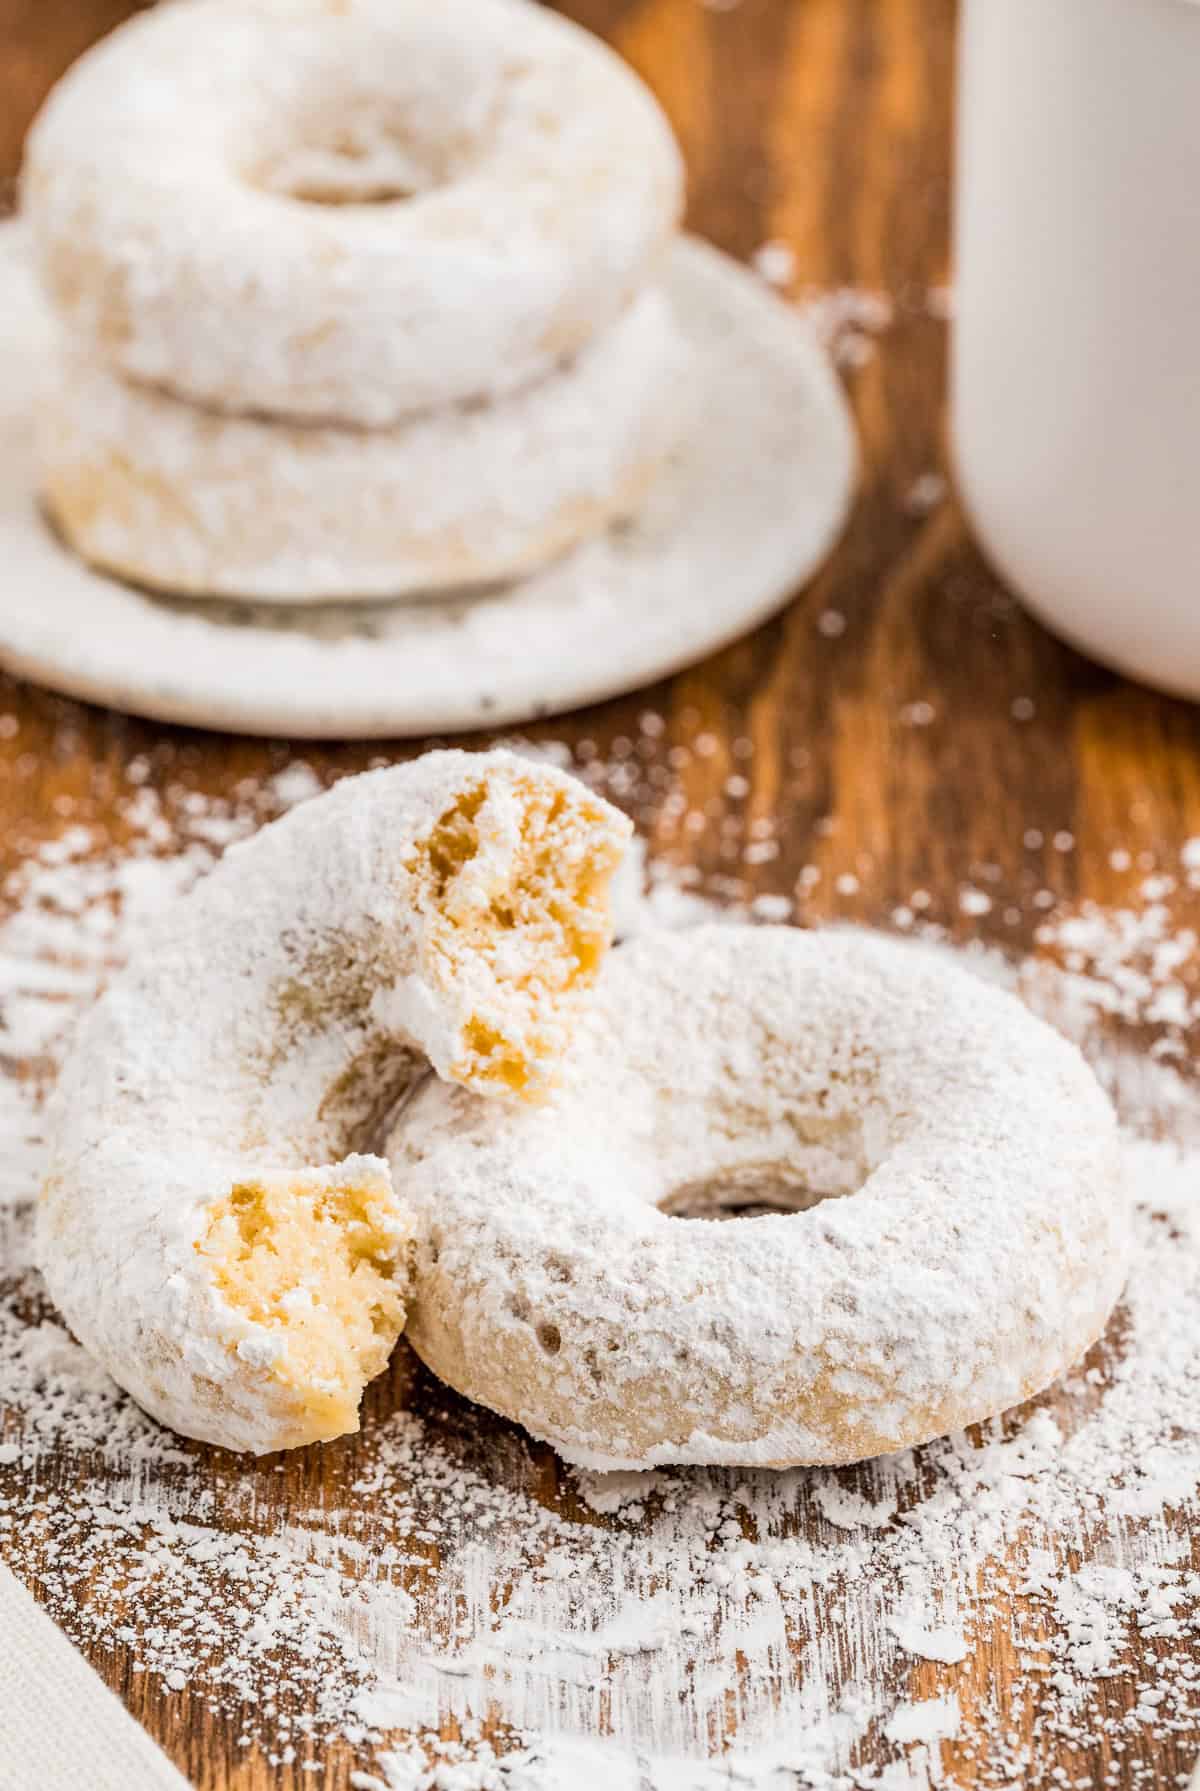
[22,0,684,424]
[196,1158,412,1443]
[36,287,685,603]
[36,750,631,1453]
[387,926,1129,1470]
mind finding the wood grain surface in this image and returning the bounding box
[2,3,1199,1788]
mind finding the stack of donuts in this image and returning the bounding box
[21,0,686,604]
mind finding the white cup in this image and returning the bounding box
[953,0,1200,698]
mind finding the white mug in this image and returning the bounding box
[953,0,1200,698]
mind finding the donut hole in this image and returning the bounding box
[659,1159,862,1222]
[196,1160,412,1442]
[416,775,629,1099]
[252,120,441,207]
[654,1094,887,1223]
[244,38,509,208]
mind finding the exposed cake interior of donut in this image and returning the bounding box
[196,1156,412,1444]
[415,772,631,1100]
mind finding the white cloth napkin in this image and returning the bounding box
[0,1562,192,1791]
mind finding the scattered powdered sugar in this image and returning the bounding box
[751,240,798,289]
[887,1619,968,1667]
[797,287,895,371]
[1035,890,1200,1054]
[903,472,948,518]
[3,740,1200,1787]
[884,1695,961,1746]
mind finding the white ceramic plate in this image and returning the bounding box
[0,226,856,738]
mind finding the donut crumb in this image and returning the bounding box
[195,1156,412,1443]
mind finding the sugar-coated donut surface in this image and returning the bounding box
[22,0,684,424]
[388,925,1129,1470]
[37,288,686,603]
[37,751,631,1454]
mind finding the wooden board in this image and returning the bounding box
[3,3,1200,1787]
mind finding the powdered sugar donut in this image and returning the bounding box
[388,926,1128,1470]
[22,0,684,425]
[37,750,631,1454]
[37,288,684,604]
